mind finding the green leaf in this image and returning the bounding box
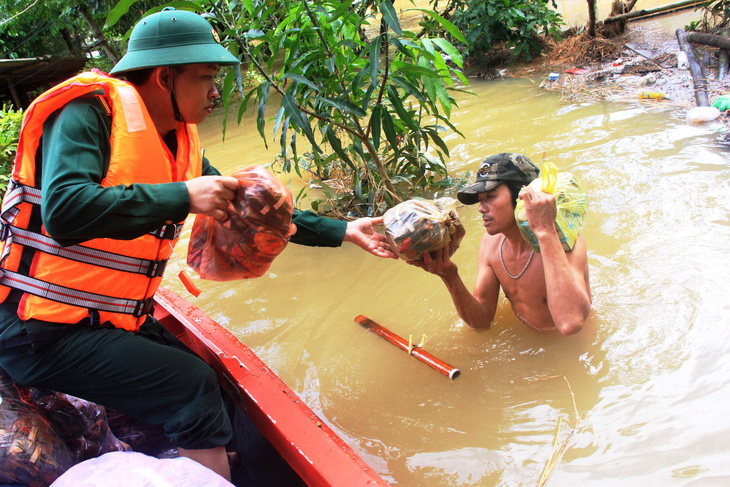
[391,76,426,102]
[325,57,336,74]
[256,82,270,148]
[391,61,440,79]
[282,73,319,92]
[281,94,318,152]
[352,139,365,160]
[315,97,367,118]
[421,38,436,59]
[105,0,139,29]
[237,89,255,126]
[280,116,290,157]
[328,1,352,21]
[431,51,453,87]
[380,109,399,153]
[387,86,417,131]
[326,127,355,170]
[426,129,450,158]
[423,76,438,110]
[370,105,381,151]
[273,107,285,143]
[380,0,402,36]
[413,9,467,44]
[370,36,381,86]
[432,38,463,67]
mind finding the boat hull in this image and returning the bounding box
[152,286,388,487]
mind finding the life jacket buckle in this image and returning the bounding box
[146,259,167,278]
[154,223,181,240]
[133,297,154,318]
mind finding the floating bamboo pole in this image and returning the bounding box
[355,315,460,380]
[603,0,703,24]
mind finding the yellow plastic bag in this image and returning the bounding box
[514,163,588,252]
[383,197,466,262]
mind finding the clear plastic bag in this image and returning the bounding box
[383,197,466,262]
[187,165,295,280]
[514,163,588,252]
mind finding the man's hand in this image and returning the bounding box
[344,217,398,259]
[185,176,239,222]
[408,246,458,279]
[519,185,558,236]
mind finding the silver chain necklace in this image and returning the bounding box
[499,236,534,279]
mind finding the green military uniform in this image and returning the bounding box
[0,94,346,450]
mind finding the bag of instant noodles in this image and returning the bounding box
[383,197,466,262]
[0,368,75,487]
[514,162,588,252]
[187,165,295,280]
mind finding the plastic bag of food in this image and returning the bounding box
[106,409,173,458]
[0,368,75,487]
[383,197,466,262]
[187,165,295,280]
[514,162,588,252]
[29,389,131,462]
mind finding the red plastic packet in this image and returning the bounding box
[187,165,295,281]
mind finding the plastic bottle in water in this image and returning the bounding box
[678,51,689,70]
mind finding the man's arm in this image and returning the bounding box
[41,99,236,244]
[411,235,500,329]
[208,163,396,258]
[40,99,190,243]
[289,210,396,258]
[520,186,592,335]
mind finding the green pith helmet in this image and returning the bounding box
[110,8,239,75]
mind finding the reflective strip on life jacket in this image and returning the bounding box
[6,226,168,277]
[0,270,153,317]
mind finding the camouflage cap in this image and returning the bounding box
[457,153,539,205]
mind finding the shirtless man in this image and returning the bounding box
[413,153,591,335]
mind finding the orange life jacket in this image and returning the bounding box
[0,71,202,332]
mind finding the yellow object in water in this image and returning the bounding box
[514,163,588,252]
[639,91,668,100]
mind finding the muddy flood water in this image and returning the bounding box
[161,11,730,487]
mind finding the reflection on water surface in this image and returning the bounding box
[164,14,730,487]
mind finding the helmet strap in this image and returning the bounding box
[169,67,184,123]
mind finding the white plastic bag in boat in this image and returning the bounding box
[51,451,234,487]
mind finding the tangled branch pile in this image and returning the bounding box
[546,30,624,66]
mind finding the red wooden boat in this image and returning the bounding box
[152,286,389,486]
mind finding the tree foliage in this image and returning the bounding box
[109,0,469,217]
[0,0,160,60]
[426,0,564,62]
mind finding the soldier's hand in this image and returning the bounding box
[185,176,239,221]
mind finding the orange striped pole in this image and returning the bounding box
[355,315,460,380]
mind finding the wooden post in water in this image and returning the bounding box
[676,28,710,107]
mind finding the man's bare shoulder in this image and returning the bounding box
[477,232,501,263]
[478,231,502,248]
